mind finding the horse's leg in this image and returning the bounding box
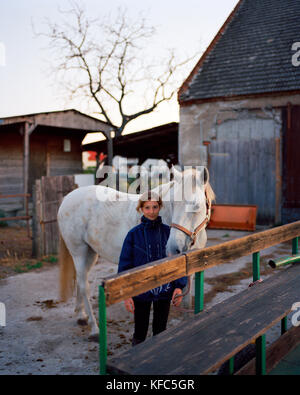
[74,246,98,326]
[73,246,99,341]
[75,283,88,326]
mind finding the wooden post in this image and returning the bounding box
[107,131,113,167]
[23,123,30,208]
[275,138,282,224]
[33,179,43,258]
[23,122,36,208]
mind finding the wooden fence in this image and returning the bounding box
[99,220,300,375]
[103,220,300,306]
[32,175,77,257]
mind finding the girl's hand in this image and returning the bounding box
[172,288,183,307]
[124,298,135,313]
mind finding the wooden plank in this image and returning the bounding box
[103,221,300,305]
[186,220,300,275]
[107,264,300,375]
[34,179,44,257]
[104,255,187,306]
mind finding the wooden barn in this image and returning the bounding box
[82,122,179,166]
[178,0,300,225]
[0,109,111,212]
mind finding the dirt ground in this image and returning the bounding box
[0,226,295,375]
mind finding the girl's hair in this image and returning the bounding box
[136,191,163,212]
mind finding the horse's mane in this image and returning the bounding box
[206,182,216,205]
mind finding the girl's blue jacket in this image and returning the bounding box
[118,215,187,301]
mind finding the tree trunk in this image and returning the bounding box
[107,133,113,166]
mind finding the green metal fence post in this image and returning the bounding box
[281,237,299,335]
[292,237,299,255]
[256,334,266,375]
[229,356,235,375]
[281,316,287,335]
[99,285,107,375]
[252,252,260,282]
[252,252,266,374]
[194,271,204,314]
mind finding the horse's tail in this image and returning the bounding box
[59,233,76,302]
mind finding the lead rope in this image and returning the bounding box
[171,276,196,313]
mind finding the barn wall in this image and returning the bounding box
[0,130,23,195]
[0,128,24,211]
[28,129,84,194]
[179,93,300,224]
[46,133,83,176]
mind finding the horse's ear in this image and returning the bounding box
[171,165,182,183]
[203,167,209,185]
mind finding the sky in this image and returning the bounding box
[0,0,239,144]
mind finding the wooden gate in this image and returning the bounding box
[32,175,77,257]
[208,139,277,224]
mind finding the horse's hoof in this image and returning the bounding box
[77,318,88,326]
[88,333,99,343]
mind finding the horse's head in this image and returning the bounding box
[165,166,215,255]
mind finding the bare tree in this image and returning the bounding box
[37,1,197,165]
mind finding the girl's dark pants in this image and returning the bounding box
[132,298,171,346]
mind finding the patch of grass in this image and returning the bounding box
[14,261,43,273]
[42,255,58,263]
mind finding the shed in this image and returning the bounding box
[0,109,111,211]
[178,0,300,225]
[82,122,179,165]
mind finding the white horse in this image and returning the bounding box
[57,166,215,341]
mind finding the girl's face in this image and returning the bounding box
[141,200,160,220]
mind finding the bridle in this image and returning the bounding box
[170,189,211,247]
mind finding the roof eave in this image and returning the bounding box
[180,89,300,107]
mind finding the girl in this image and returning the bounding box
[118,191,187,346]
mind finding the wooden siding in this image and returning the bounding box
[207,115,280,225]
[0,129,23,208]
[0,125,85,212]
[209,138,277,224]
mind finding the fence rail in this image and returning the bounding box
[0,193,32,238]
[99,220,300,375]
[102,220,300,306]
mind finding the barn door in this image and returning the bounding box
[208,139,276,224]
[282,105,300,223]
